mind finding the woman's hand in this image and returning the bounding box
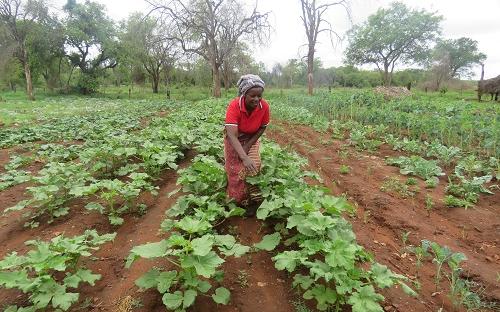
[242,156,257,174]
[242,143,251,154]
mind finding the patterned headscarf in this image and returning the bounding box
[237,74,265,96]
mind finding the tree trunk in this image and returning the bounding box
[223,64,230,92]
[307,47,314,95]
[383,64,390,86]
[152,75,159,93]
[212,60,221,98]
[22,49,35,101]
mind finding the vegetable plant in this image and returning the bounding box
[0,230,116,311]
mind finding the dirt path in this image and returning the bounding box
[267,122,500,312]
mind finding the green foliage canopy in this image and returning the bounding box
[345,2,442,86]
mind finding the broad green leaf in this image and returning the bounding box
[175,216,211,234]
[214,235,236,248]
[220,244,250,257]
[254,233,281,251]
[52,292,79,311]
[191,235,214,256]
[273,251,305,272]
[286,215,306,229]
[135,268,161,290]
[0,252,27,269]
[182,251,225,278]
[53,207,70,217]
[370,263,395,288]
[256,199,279,219]
[212,287,230,305]
[5,200,29,212]
[325,239,357,269]
[183,289,197,309]
[126,240,169,268]
[63,274,81,288]
[347,286,384,312]
[109,215,124,225]
[292,274,314,290]
[84,202,105,214]
[197,280,212,293]
[307,260,334,282]
[157,271,177,293]
[303,285,337,311]
[31,291,52,308]
[76,269,100,286]
[162,291,183,310]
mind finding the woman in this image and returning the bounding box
[224,74,269,216]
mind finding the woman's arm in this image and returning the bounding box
[242,126,266,153]
[225,125,258,173]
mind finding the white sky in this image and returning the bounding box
[51,0,500,80]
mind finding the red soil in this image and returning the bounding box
[267,122,499,312]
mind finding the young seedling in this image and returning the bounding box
[425,194,434,216]
[339,164,350,174]
[406,177,418,186]
[411,240,431,278]
[430,242,453,291]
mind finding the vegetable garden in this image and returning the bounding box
[0,91,498,312]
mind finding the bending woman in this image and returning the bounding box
[224,74,270,216]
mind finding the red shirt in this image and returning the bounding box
[225,96,270,134]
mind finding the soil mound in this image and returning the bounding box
[374,86,412,99]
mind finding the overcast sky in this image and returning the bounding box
[51,0,500,80]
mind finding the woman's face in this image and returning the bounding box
[244,87,263,111]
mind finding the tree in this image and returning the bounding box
[299,0,350,95]
[281,59,301,88]
[121,13,179,93]
[0,0,50,100]
[432,37,486,79]
[27,16,65,91]
[64,0,118,94]
[147,0,270,97]
[345,2,442,86]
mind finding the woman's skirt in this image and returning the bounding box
[224,136,261,206]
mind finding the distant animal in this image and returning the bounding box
[477,75,500,101]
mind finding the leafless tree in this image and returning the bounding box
[430,51,451,91]
[146,0,270,97]
[0,0,48,100]
[300,0,350,95]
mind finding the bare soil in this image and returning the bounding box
[267,121,500,312]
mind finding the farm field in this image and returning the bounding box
[0,90,499,312]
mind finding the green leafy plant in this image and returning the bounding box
[406,177,418,186]
[380,176,415,198]
[126,226,247,311]
[443,195,474,209]
[0,230,116,311]
[5,162,94,227]
[0,170,32,191]
[339,164,350,174]
[386,156,445,183]
[424,194,434,216]
[75,173,158,225]
[445,175,493,208]
[410,240,431,278]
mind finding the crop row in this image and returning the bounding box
[269,91,499,158]
[269,96,498,209]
